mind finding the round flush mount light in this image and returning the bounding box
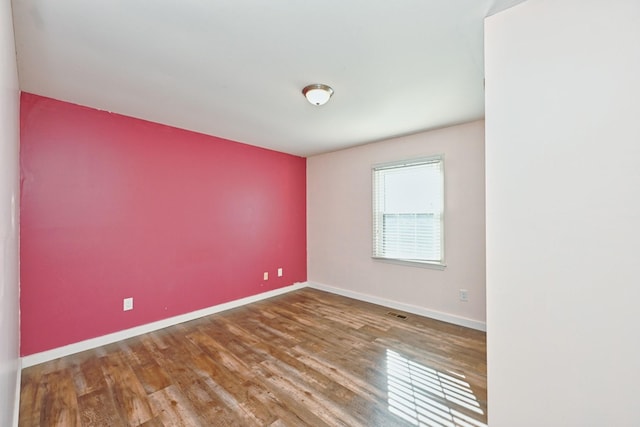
[302,83,334,106]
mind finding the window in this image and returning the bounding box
[372,156,444,267]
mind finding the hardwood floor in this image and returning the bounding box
[19,288,487,427]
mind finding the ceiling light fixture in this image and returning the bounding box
[302,84,334,106]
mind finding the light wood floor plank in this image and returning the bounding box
[77,387,125,426]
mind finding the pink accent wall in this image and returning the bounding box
[20,93,306,356]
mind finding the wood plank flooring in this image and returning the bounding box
[19,288,487,427]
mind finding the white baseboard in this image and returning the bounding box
[12,359,21,427]
[307,281,486,332]
[21,282,307,368]
[22,280,484,368]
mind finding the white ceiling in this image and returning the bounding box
[11,0,526,157]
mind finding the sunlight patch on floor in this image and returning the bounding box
[386,349,487,427]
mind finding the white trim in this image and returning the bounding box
[307,281,486,332]
[21,282,307,368]
[12,360,21,427]
[372,154,443,170]
[372,257,446,270]
[21,280,485,367]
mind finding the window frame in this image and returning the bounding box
[371,155,446,270]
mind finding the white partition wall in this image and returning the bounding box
[0,0,21,425]
[485,1,640,425]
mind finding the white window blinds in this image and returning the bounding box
[372,156,444,264]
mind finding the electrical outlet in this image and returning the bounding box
[263,272,269,280]
[277,268,283,277]
[123,297,134,311]
[459,289,469,302]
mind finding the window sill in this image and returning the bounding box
[372,257,446,270]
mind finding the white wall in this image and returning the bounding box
[485,1,640,425]
[308,121,486,328]
[0,0,20,425]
